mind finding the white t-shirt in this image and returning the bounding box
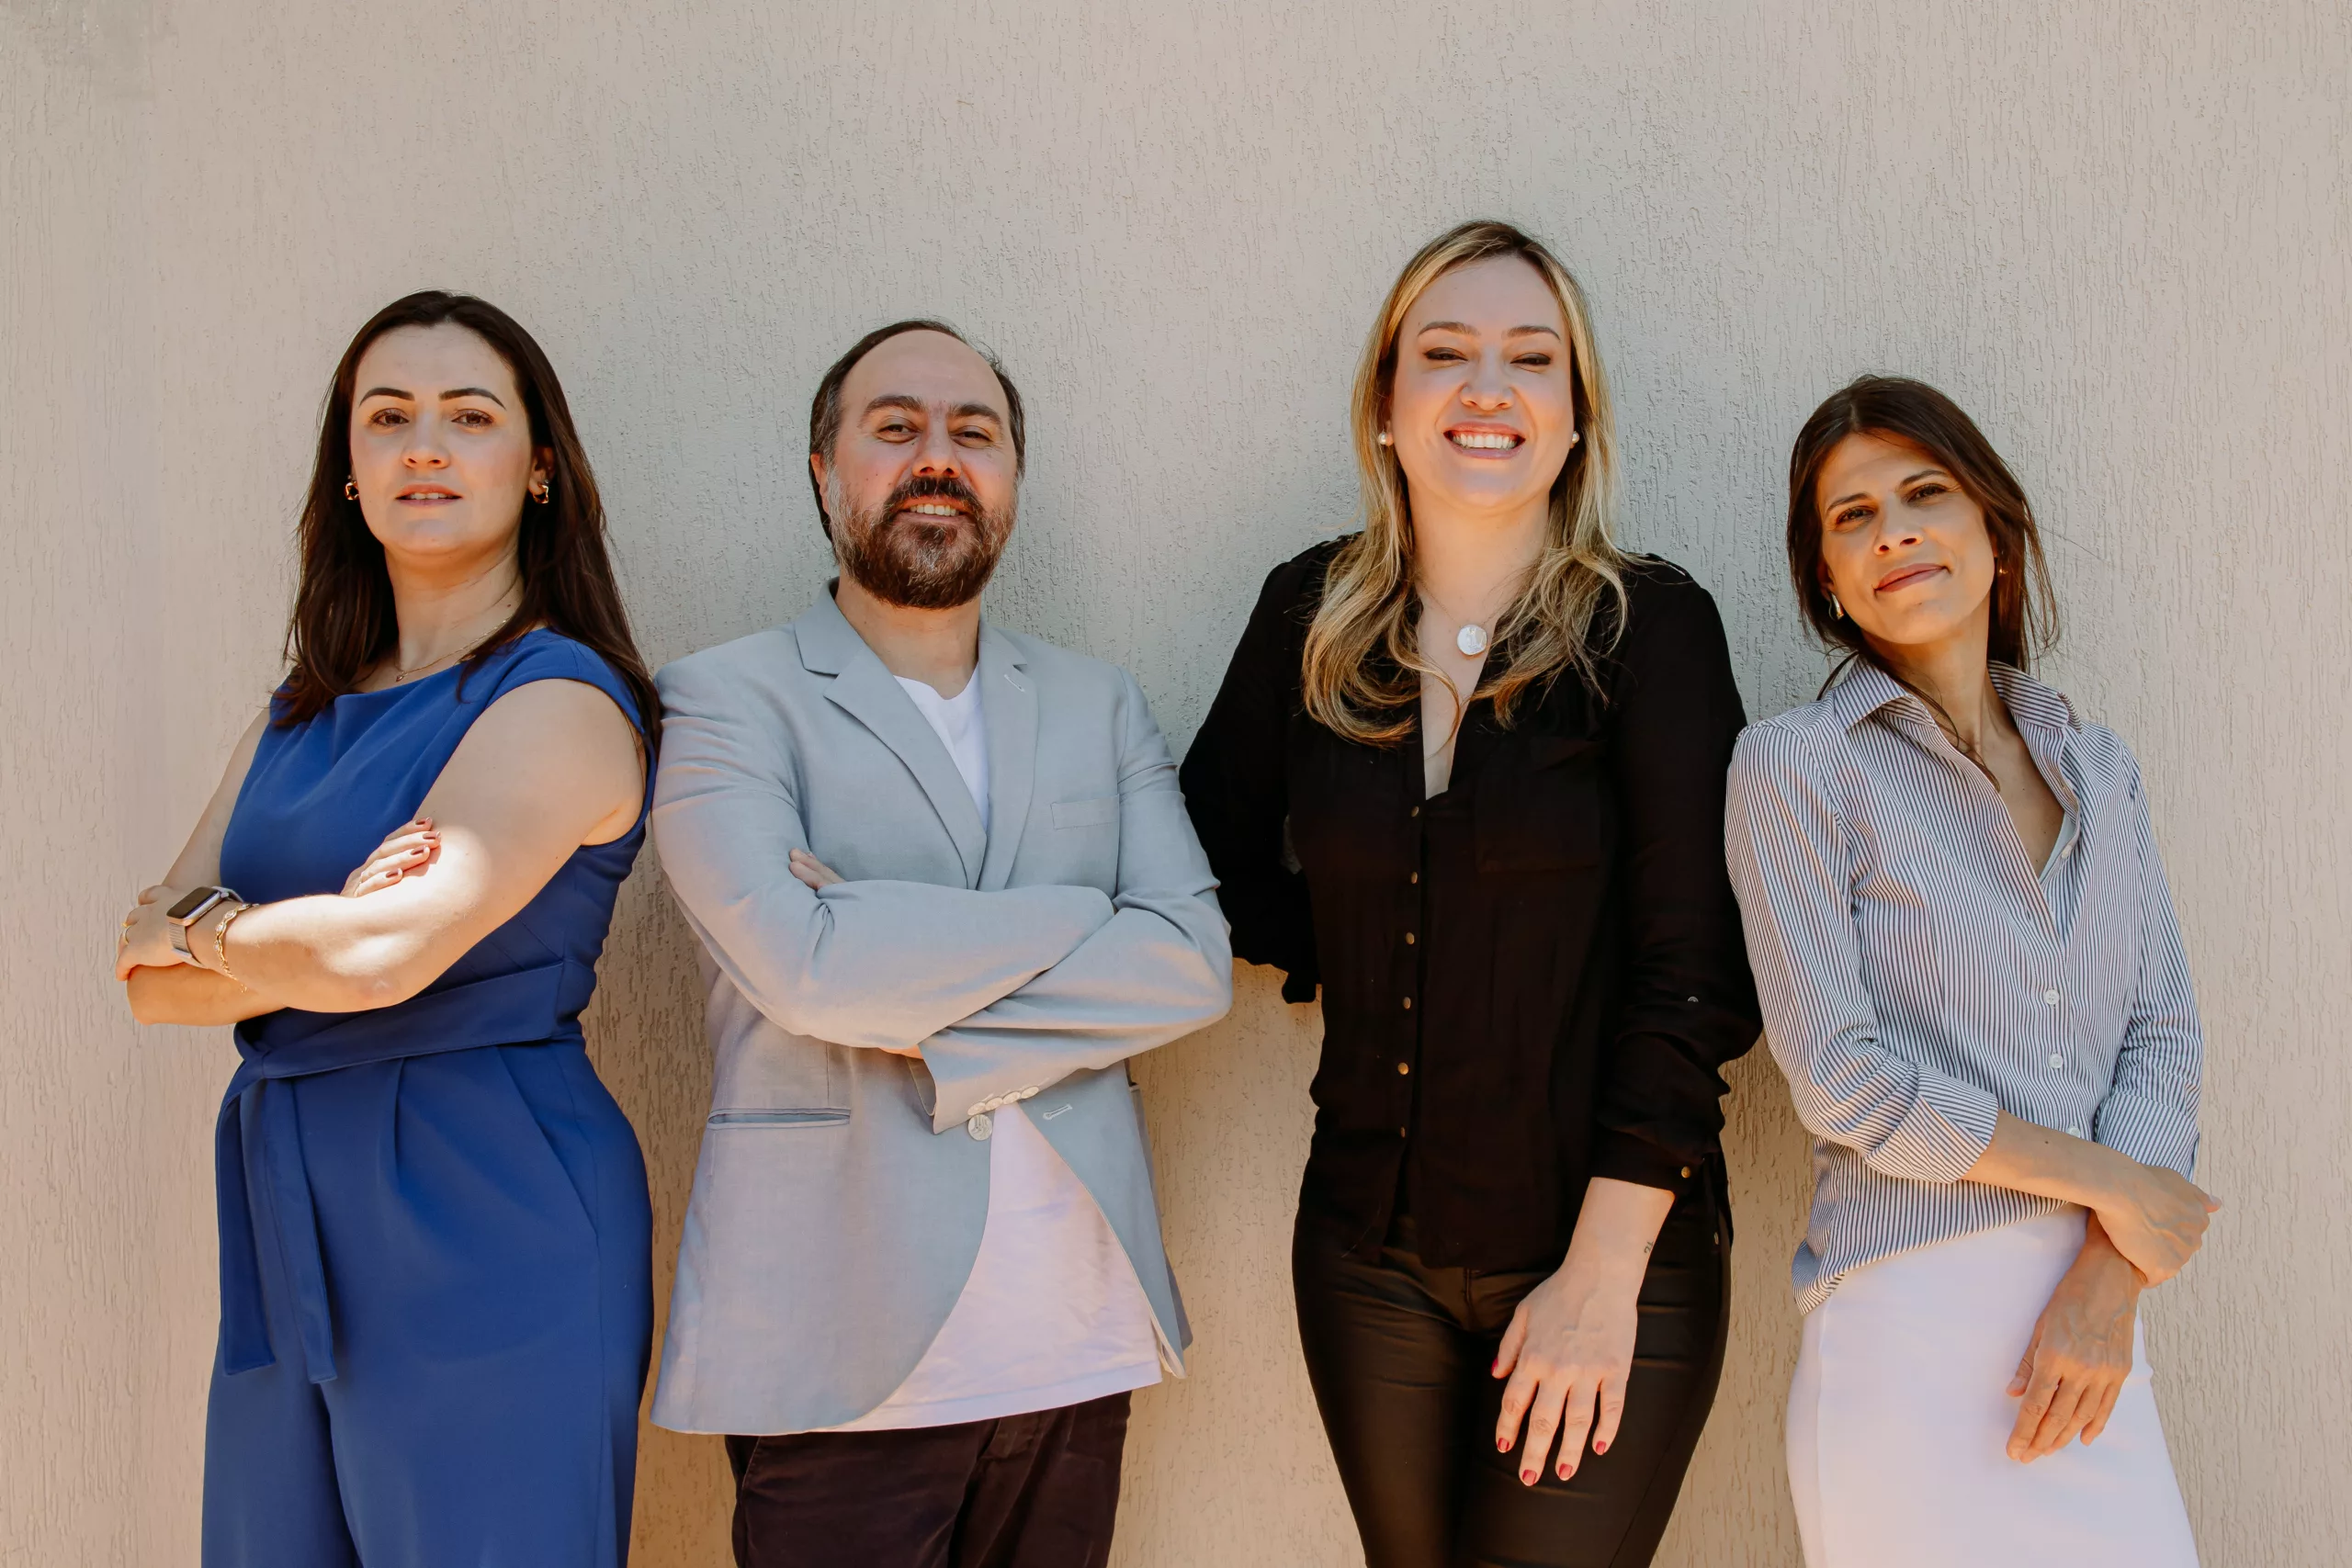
[824,671,1163,1432]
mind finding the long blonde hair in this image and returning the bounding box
[1302,220,1630,743]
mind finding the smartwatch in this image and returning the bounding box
[164,885,241,959]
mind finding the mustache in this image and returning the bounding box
[885,473,981,517]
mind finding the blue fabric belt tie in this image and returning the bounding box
[213,961,574,1383]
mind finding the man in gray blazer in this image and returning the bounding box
[648,319,1232,1568]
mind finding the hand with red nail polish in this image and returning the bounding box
[340,818,447,897]
[1488,1178,1670,1489]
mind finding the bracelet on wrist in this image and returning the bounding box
[209,901,253,983]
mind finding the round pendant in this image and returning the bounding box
[1455,624,1489,657]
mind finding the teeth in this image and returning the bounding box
[1450,432,1521,450]
[906,502,961,515]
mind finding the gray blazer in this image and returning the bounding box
[646,589,1233,1436]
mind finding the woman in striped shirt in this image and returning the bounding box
[1725,376,2216,1567]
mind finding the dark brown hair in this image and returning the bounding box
[1787,375,2058,691]
[805,319,1026,538]
[279,291,659,747]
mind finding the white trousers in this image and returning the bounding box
[1788,1212,2199,1568]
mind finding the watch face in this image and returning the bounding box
[166,886,221,922]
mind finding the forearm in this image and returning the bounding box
[126,964,280,1026]
[2069,1212,2148,1298]
[1563,1176,1679,1275]
[187,890,456,1013]
[673,877,1114,1049]
[917,892,1232,1128]
[1967,1111,2141,1210]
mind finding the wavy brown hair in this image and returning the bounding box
[277,291,659,746]
[1302,220,1629,744]
[1786,376,2058,734]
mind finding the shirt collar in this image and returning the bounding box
[1825,657,2080,743]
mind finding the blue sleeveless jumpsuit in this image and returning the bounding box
[204,631,654,1568]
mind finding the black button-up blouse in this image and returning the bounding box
[1180,540,1762,1269]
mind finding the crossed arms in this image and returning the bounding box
[650,655,1232,1134]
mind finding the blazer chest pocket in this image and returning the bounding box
[1475,736,1605,873]
[706,1108,849,1130]
[1052,796,1120,829]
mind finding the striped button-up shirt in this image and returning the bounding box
[1725,661,2201,1311]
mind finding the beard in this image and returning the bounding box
[830,471,1015,610]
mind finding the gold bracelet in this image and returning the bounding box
[211,901,252,983]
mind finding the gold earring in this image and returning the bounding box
[531,482,552,504]
[1829,592,1846,620]
[344,478,358,502]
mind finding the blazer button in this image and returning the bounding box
[1401,997,1413,1010]
[1396,1062,1411,1075]
[966,1101,989,1119]
[1020,1086,1040,1100]
[967,1113,994,1141]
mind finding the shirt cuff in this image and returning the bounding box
[1860,1072,2003,1184]
[2094,1093,2199,1179]
[1588,1129,1698,1194]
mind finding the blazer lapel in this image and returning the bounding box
[975,623,1036,892]
[797,591,988,887]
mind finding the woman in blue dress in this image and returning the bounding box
[115,291,661,1568]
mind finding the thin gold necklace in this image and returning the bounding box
[389,598,519,684]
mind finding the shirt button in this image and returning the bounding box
[967,1113,994,1141]
[2067,1126,2084,1137]
[1409,872,1419,885]
[1405,931,1417,945]
[1410,806,1421,818]
[1396,1062,1411,1076]
[2043,989,2062,1006]
[2048,1053,2065,1068]
[1401,997,1413,1010]
[1679,1167,1692,1179]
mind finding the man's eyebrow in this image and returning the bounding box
[439,386,507,407]
[948,401,1002,423]
[864,394,925,416]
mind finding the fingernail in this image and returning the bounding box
[1592,1439,1608,1454]
[1497,1437,1510,1452]
[1556,1463,1571,1479]
[390,869,402,881]
[1520,1470,1536,1485]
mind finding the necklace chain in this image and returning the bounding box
[390,594,520,683]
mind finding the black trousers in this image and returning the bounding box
[724,1393,1131,1568]
[1292,1177,1729,1568]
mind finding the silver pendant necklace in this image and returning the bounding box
[1420,586,1493,659]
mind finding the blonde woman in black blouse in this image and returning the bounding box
[1182,221,1758,1568]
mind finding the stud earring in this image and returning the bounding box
[1376,431,1393,446]
[344,477,358,502]
[1566,430,1581,448]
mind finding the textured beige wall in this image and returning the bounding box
[6,1,2346,1563]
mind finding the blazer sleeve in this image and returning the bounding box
[1589,573,1764,1190]
[1178,556,1319,1000]
[2093,750,2203,1178]
[916,669,1235,1131]
[650,650,1115,1051]
[1725,719,2003,1182]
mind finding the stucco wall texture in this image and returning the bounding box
[6,1,2346,1562]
